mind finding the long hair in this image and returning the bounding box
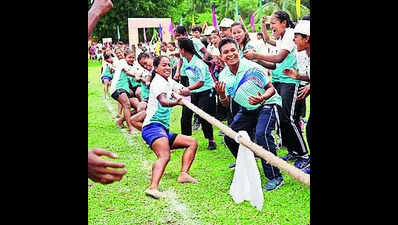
[231,22,250,50]
[177,38,203,61]
[273,10,295,28]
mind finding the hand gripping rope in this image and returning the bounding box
[178,96,310,187]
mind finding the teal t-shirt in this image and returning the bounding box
[102,64,113,78]
[192,37,205,59]
[140,81,150,99]
[115,69,131,92]
[271,49,300,85]
[181,57,188,77]
[184,55,214,93]
[218,58,282,110]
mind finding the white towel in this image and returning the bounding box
[229,131,264,211]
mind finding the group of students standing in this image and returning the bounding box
[95,10,311,198]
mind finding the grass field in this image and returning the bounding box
[88,60,310,225]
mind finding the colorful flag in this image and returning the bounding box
[158,24,163,41]
[296,0,301,19]
[169,21,174,36]
[250,12,255,32]
[143,27,147,43]
[153,28,158,42]
[117,25,120,40]
[235,2,239,22]
[212,5,218,29]
[155,42,160,55]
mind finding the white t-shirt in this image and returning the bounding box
[207,44,220,56]
[275,28,296,53]
[296,50,310,84]
[143,75,185,129]
[110,59,128,93]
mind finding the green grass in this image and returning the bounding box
[88,61,310,225]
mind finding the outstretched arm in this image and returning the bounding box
[88,0,114,38]
[88,148,127,184]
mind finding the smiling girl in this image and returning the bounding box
[141,56,199,199]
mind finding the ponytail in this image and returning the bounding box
[273,10,295,28]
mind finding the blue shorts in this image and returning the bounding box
[142,123,177,149]
[101,76,112,84]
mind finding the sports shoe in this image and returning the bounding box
[228,162,236,170]
[294,156,310,169]
[303,167,310,174]
[264,176,284,191]
[281,152,299,162]
[193,118,201,131]
[208,141,217,150]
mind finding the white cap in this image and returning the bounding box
[203,26,215,36]
[219,18,234,28]
[294,20,310,36]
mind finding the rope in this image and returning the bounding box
[179,98,310,187]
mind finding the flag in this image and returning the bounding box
[117,25,120,40]
[169,21,174,36]
[155,42,160,55]
[158,24,163,41]
[212,5,218,29]
[250,12,255,32]
[235,2,239,22]
[143,27,147,43]
[259,0,263,21]
[296,0,301,19]
[153,28,158,42]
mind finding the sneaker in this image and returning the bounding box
[281,152,299,162]
[193,118,201,131]
[208,141,217,150]
[303,167,310,174]
[228,162,236,170]
[264,176,284,191]
[294,156,310,169]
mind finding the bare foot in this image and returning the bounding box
[128,128,135,134]
[145,188,164,199]
[177,172,200,184]
[116,120,126,128]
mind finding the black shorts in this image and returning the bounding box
[111,89,133,101]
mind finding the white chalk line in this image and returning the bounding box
[103,97,200,225]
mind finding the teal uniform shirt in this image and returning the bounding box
[102,64,113,78]
[218,58,282,110]
[191,37,205,59]
[184,55,214,93]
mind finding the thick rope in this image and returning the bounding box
[180,98,310,187]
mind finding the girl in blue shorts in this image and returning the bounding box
[100,53,114,99]
[141,56,200,199]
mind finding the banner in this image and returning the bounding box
[296,0,301,19]
[212,5,218,29]
[250,12,255,32]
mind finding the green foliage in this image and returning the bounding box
[88,0,310,42]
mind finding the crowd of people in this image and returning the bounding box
[88,0,310,199]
